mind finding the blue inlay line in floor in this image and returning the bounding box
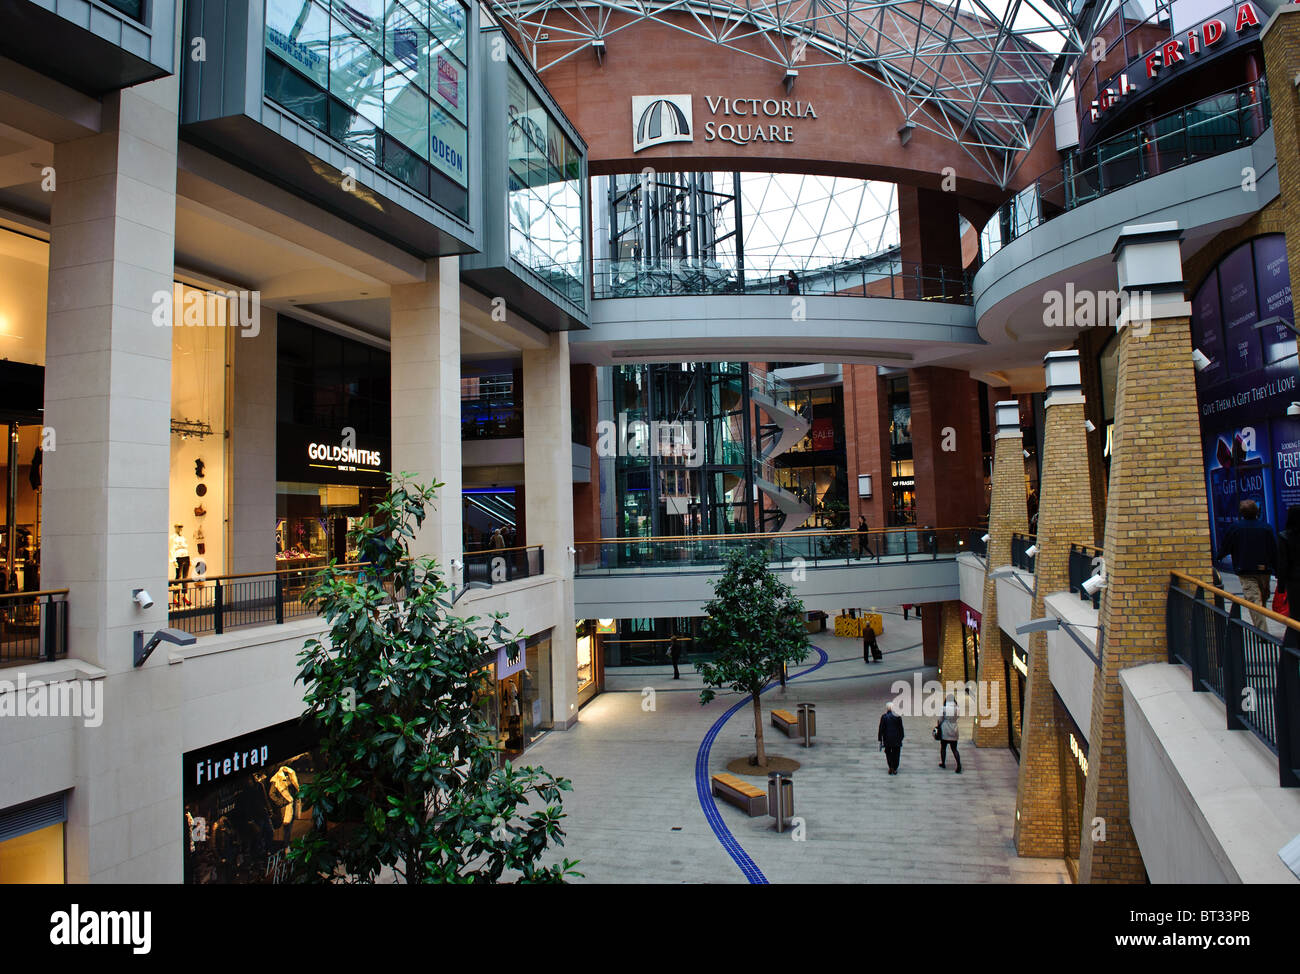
[694,645,830,885]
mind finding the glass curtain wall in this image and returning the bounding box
[506,66,584,305]
[611,363,753,539]
[263,0,471,214]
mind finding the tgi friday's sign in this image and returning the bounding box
[1086,1,1277,132]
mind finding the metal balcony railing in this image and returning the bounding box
[463,546,544,586]
[592,254,972,304]
[1167,571,1300,788]
[574,526,972,575]
[1069,542,1104,609]
[980,79,1271,263]
[0,589,69,666]
[1010,532,1036,574]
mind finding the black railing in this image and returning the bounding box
[1010,533,1036,574]
[575,526,970,575]
[966,529,988,559]
[981,80,1271,263]
[0,590,68,665]
[168,565,365,637]
[592,253,972,304]
[1069,543,1103,609]
[463,546,544,586]
[1167,572,1300,788]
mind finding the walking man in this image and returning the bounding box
[1216,498,1277,628]
[857,515,875,560]
[878,702,905,775]
[862,621,882,663]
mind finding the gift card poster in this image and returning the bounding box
[1205,423,1274,562]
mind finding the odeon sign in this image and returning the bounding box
[632,93,818,153]
[1088,0,1278,126]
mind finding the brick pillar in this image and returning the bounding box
[974,401,1028,747]
[909,367,986,529]
[1015,352,1097,858]
[843,364,888,531]
[1262,5,1300,363]
[1079,225,1211,883]
[938,601,965,686]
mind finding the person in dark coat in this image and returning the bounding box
[785,270,800,295]
[669,638,682,680]
[878,702,905,774]
[1216,498,1277,628]
[1275,505,1300,623]
[857,515,875,560]
[862,621,882,663]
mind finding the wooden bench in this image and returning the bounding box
[771,709,799,737]
[710,772,768,817]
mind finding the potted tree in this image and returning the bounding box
[288,475,579,883]
[695,550,811,769]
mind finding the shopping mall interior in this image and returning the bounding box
[0,0,1297,888]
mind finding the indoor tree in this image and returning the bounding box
[695,549,811,768]
[287,475,579,884]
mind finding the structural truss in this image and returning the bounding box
[490,0,1084,187]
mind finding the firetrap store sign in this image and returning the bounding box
[632,94,818,152]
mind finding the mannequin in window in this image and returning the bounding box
[171,525,190,603]
[267,764,300,843]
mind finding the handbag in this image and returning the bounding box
[932,722,942,741]
[1273,588,1289,617]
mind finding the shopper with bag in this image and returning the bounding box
[935,693,962,773]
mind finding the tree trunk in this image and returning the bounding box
[751,693,767,768]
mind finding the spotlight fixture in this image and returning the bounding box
[567,545,577,555]
[1085,420,1096,432]
[449,557,463,570]
[592,37,606,64]
[1025,544,1039,558]
[784,67,798,93]
[1289,402,1300,418]
[898,120,916,145]
[981,533,990,543]
[1192,349,1212,372]
[132,588,154,610]
[1023,449,1031,459]
[1082,573,1107,596]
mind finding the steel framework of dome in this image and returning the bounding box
[489,0,1084,187]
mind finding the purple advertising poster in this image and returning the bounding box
[1191,271,1227,389]
[1272,416,1300,527]
[1253,234,1295,365]
[1219,242,1263,376]
[1206,422,1274,563]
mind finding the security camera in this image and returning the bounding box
[1289,402,1300,417]
[132,588,154,610]
[567,546,577,555]
[1023,449,1031,459]
[449,558,463,570]
[1025,544,1039,558]
[1082,573,1106,596]
[1084,420,1096,432]
[981,533,990,543]
[1192,349,1211,372]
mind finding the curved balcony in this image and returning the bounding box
[978,80,1271,266]
[593,252,971,304]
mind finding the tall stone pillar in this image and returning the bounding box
[230,304,277,574]
[524,332,579,727]
[1015,350,1097,857]
[1079,223,1211,883]
[843,364,889,531]
[973,400,1028,747]
[42,75,183,880]
[391,256,462,571]
[937,601,965,687]
[909,367,986,530]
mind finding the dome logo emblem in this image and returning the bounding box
[632,95,693,152]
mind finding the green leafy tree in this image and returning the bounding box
[695,550,811,767]
[288,475,579,883]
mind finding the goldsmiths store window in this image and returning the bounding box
[263,0,470,220]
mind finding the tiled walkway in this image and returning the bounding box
[527,615,1071,884]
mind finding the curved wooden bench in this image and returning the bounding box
[710,772,768,817]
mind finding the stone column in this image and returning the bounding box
[229,304,277,574]
[843,364,889,531]
[909,367,987,530]
[1015,350,1097,858]
[937,601,965,687]
[43,75,183,880]
[973,400,1028,747]
[1079,222,1211,883]
[390,256,462,571]
[524,332,579,727]
[1262,5,1300,362]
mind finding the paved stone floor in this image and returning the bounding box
[527,612,1071,884]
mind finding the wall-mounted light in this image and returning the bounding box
[1192,349,1212,372]
[784,67,798,93]
[1085,419,1096,432]
[592,37,606,64]
[1025,544,1039,558]
[898,120,916,145]
[857,474,873,499]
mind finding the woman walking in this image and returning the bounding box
[937,692,962,773]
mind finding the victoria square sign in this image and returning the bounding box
[632,94,819,153]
